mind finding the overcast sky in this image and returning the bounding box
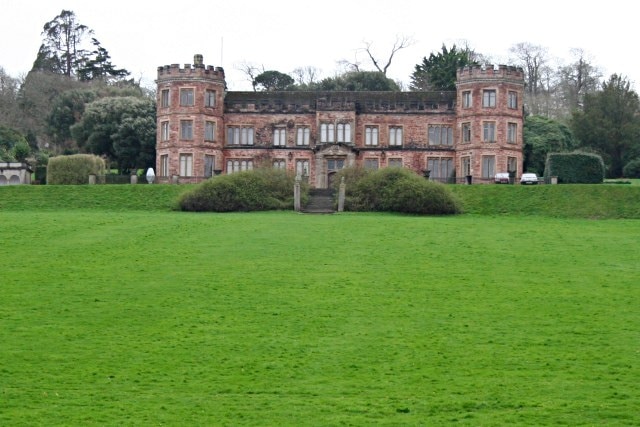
[1,0,638,91]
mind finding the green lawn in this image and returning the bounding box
[1,210,638,425]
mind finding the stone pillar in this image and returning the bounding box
[294,174,301,212]
[172,175,179,184]
[338,177,346,212]
[89,174,96,185]
[130,174,138,184]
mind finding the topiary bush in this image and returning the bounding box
[623,158,640,178]
[335,167,461,214]
[544,151,605,183]
[46,154,106,185]
[178,168,305,212]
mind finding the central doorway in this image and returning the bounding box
[327,158,345,188]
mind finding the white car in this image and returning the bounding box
[520,173,539,185]
[494,172,510,184]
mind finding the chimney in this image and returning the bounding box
[194,54,204,67]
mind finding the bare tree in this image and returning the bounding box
[509,42,551,115]
[557,48,602,112]
[234,61,264,92]
[361,35,414,76]
[291,66,321,86]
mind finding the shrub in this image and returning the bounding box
[544,151,605,183]
[623,158,640,178]
[178,168,305,212]
[47,154,106,185]
[337,167,461,215]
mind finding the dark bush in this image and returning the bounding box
[178,168,305,212]
[623,158,640,178]
[335,167,461,214]
[47,154,105,185]
[544,151,605,183]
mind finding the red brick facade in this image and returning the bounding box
[156,55,524,186]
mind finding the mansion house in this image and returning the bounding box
[156,55,524,187]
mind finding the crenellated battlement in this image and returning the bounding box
[457,64,524,82]
[157,54,225,80]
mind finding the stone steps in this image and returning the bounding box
[302,189,335,213]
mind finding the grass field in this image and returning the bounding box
[1,188,639,425]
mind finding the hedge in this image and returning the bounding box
[47,154,106,185]
[544,152,604,184]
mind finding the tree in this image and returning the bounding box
[291,66,320,88]
[35,10,92,77]
[46,89,98,148]
[509,43,553,115]
[315,71,400,91]
[0,125,30,162]
[71,96,156,173]
[556,48,601,113]
[33,10,128,82]
[361,35,414,76]
[77,38,130,82]
[571,74,640,177]
[254,70,294,91]
[410,44,478,91]
[523,115,578,175]
[235,61,264,91]
[0,67,20,128]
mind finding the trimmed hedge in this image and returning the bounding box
[178,168,305,212]
[544,152,604,184]
[334,167,462,215]
[47,154,106,185]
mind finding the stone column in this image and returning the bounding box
[338,177,346,212]
[294,174,301,211]
[89,174,96,185]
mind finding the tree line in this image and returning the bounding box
[1,10,639,178]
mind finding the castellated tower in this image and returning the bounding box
[455,65,525,180]
[155,54,226,181]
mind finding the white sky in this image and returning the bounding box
[1,0,638,91]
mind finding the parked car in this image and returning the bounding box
[520,173,539,185]
[494,172,510,184]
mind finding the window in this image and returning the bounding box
[365,126,379,146]
[161,89,169,108]
[364,158,379,170]
[204,155,215,178]
[180,120,193,140]
[462,91,472,108]
[483,89,496,107]
[205,121,215,141]
[336,123,351,143]
[427,157,454,182]
[389,126,403,146]
[273,159,286,169]
[179,154,193,177]
[296,127,310,146]
[388,158,403,168]
[160,154,168,177]
[161,121,169,141]
[273,128,286,146]
[320,123,334,143]
[296,160,310,176]
[205,90,216,107]
[227,126,254,145]
[180,88,194,106]
[481,156,495,179]
[483,122,496,142]
[428,125,453,146]
[462,122,471,143]
[508,156,518,174]
[507,123,517,144]
[508,91,518,109]
[461,156,471,176]
[327,159,345,171]
[226,159,253,174]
